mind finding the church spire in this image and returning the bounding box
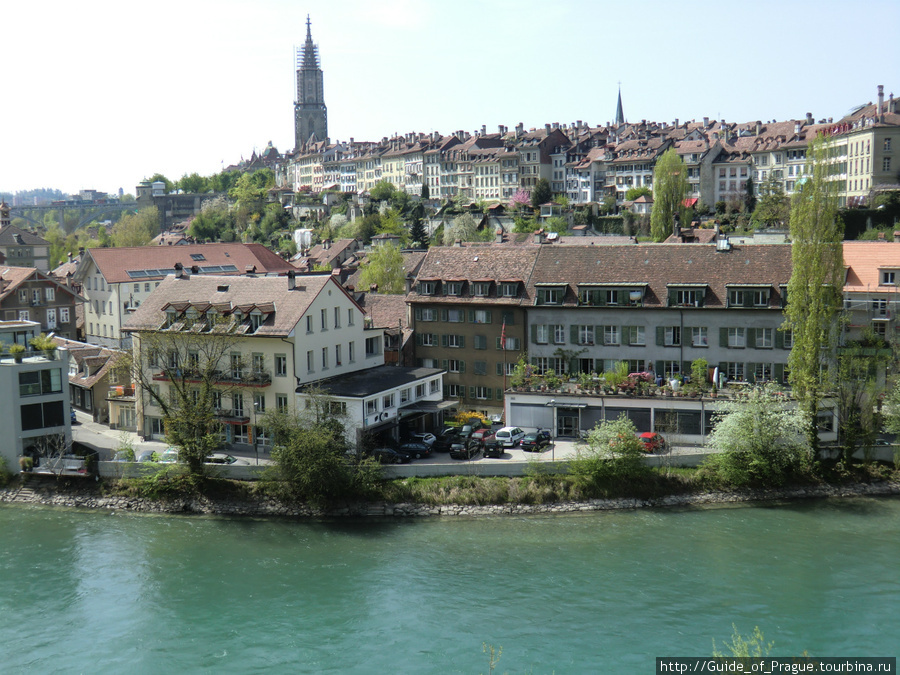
[294,17,328,150]
[615,84,625,125]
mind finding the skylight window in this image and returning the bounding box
[190,253,206,261]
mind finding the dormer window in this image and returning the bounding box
[446,282,462,296]
[667,285,707,308]
[727,289,745,307]
[500,282,518,297]
[882,271,897,286]
[419,281,436,295]
[164,310,176,328]
[250,313,263,332]
[536,285,565,305]
[473,282,490,297]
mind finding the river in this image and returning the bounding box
[1,497,898,673]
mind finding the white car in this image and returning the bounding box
[205,453,250,466]
[494,426,526,448]
[409,432,437,447]
[158,448,179,463]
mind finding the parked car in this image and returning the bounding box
[135,450,157,463]
[468,428,493,448]
[432,428,460,452]
[370,447,412,464]
[457,422,489,442]
[158,448,179,463]
[482,435,504,458]
[449,441,480,460]
[70,409,77,423]
[494,426,526,448]
[205,453,250,466]
[638,432,666,453]
[397,442,431,459]
[521,430,552,452]
[407,432,436,447]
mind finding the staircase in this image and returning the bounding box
[13,475,37,503]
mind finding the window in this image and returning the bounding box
[626,326,645,346]
[230,353,243,379]
[415,383,426,398]
[753,363,773,382]
[474,282,490,296]
[307,350,315,372]
[473,309,491,324]
[420,333,436,347]
[474,361,487,375]
[756,328,773,348]
[500,282,517,297]
[18,289,27,303]
[44,287,55,302]
[349,342,355,362]
[348,309,355,326]
[783,329,793,349]
[383,394,395,409]
[400,388,410,403]
[502,336,521,350]
[661,361,681,378]
[728,327,746,348]
[18,369,63,396]
[664,326,681,346]
[250,313,263,332]
[275,354,287,377]
[320,308,327,330]
[884,157,892,172]
[430,379,439,393]
[883,271,897,285]
[232,393,244,417]
[321,347,329,369]
[725,362,745,381]
[334,307,340,328]
[885,138,892,152]
[60,307,70,323]
[46,308,57,328]
[606,289,619,305]
[447,309,465,323]
[537,287,563,305]
[419,281,435,295]
[446,282,462,296]
[691,327,708,347]
[474,335,487,350]
[18,310,29,321]
[534,324,549,344]
[212,390,222,410]
[553,325,566,344]
[306,315,314,333]
[145,283,151,292]
[365,399,378,415]
[447,334,463,348]
[675,289,702,307]
[728,289,744,307]
[188,350,200,370]
[474,386,491,400]
[335,344,342,366]
[254,393,266,414]
[753,289,770,306]
[603,325,620,345]
[447,384,464,398]
[20,401,64,431]
[420,308,436,321]
[578,325,595,345]
[497,362,517,376]
[365,336,381,356]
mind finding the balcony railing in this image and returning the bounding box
[152,369,272,387]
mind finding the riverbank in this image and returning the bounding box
[2,474,899,518]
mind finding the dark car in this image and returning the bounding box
[432,428,460,452]
[456,421,489,443]
[370,447,412,464]
[70,409,77,424]
[482,435,504,458]
[449,441,481,460]
[521,430,552,452]
[397,442,431,459]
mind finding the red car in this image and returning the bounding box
[638,432,666,453]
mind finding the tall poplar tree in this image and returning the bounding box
[784,135,844,452]
[649,148,688,242]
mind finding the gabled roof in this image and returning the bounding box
[843,241,900,292]
[526,244,792,308]
[77,243,294,284]
[0,266,84,303]
[122,273,351,336]
[0,225,50,247]
[51,337,126,389]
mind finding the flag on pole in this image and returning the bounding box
[500,320,506,350]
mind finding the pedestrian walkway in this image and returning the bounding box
[72,410,169,460]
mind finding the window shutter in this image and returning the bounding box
[531,325,538,344]
[459,336,465,348]
[720,327,728,348]
[441,334,448,347]
[655,360,664,376]
[440,308,448,322]
[485,310,492,324]
[682,361,691,376]
[495,337,502,350]
[502,312,514,326]
[537,288,546,304]
[599,325,609,344]
[656,326,664,346]
[597,291,606,307]
[570,325,579,344]
[416,358,423,367]
[569,358,579,374]
[667,289,676,306]
[496,388,503,400]
[774,363,785,383]
[441,359,448,370]
[748,363,758,383]
[443,385,449,397]
[414,307,422,321]
[496,362,503,375]
[486,388,492,400]
[743,293,752,309]
[697,289,706,307]
[459,360,466,373]
[468,309,475,322]
[775,330,784,349]
[592,325,600,345]
[416,333,422,346]
[469,386,476,399]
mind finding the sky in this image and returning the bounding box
[1,0,898,196]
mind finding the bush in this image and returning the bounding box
[567,415,651,496]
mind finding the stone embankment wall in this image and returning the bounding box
[2,480,899,518]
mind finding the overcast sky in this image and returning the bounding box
[2,0,897,196]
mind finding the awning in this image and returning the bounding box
[399,400,457,414]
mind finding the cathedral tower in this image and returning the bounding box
[294,16,328,150]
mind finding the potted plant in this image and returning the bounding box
[19,456,33,472]
[29,333,56,360]
[9,344,25,363]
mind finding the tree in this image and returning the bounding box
[147,173,173,194]
[443,212,479,246]
[409,214,428,249]
[359,243,406,293]
[835,339,889,462]
[784,134,844,452]
[702,384,810,486]
[508,188,531,211]
[127,317,248,475]
[111,207,159,247]
[189,195,232,242]
[369,180,396,202]
[421,182,430,200]
[567,415,650,496]
[600,195,617,215]
[177,172,209,194]
[531,178,552,209]
[649,148,688,242]
[743,176,757,214]
[752,175,789,227]
[625,186,652,201]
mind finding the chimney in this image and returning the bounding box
[454,239,462,247]
[703,117,709,127]
[533,230,544,244]
[245,265,256,275]
[191,265,200,274]
[806,112,813,124]
[174,262,184,279]
[287,270,296,290]
[67,251,73,263]
[481,124,486,136]
[878,84,885,121]
[674,118,679,127]
[755,121,762,136]
[544,123,551,135]
[498,124,504,134]
[794,121,801,135]
[495,229,503,244]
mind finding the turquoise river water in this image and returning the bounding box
[1,497,898,674]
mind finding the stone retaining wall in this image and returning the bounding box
[2,479,898,519]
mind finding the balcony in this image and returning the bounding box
[107,385,136,402]
[151,369,272,387]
